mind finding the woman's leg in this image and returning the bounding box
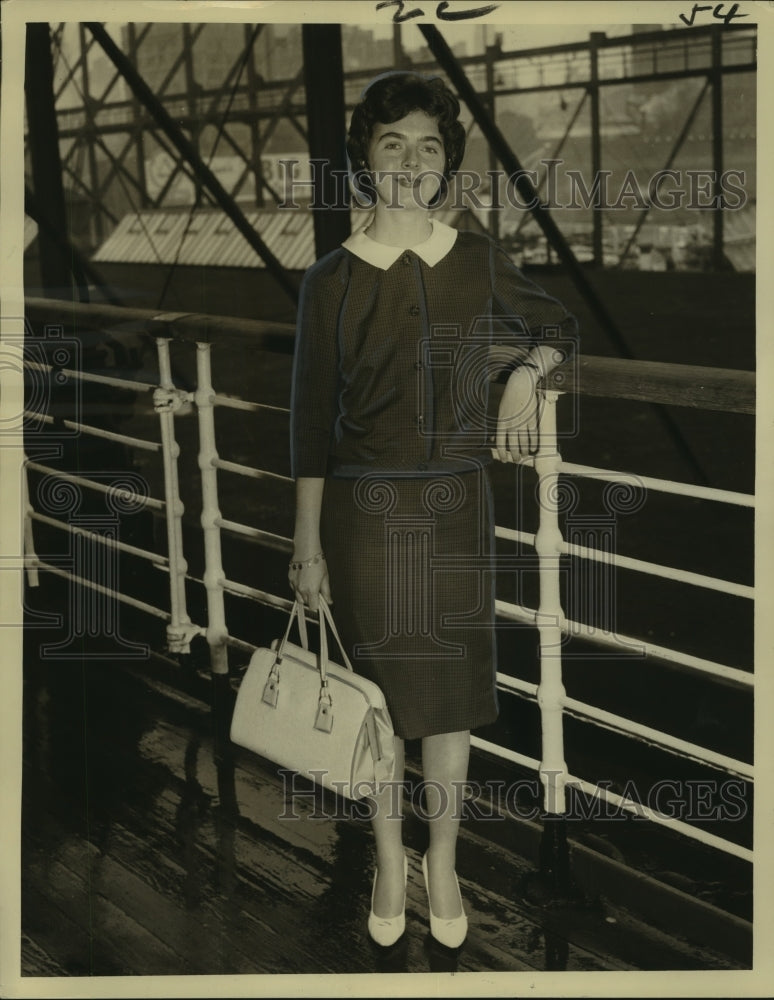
[422,729,470,918]
[370,735,406,917]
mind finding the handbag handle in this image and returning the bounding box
[261,600,308,709]
[314,596,353,734]
[275,599,309,659]
[274,598,351,677]
[266,598,353,734]
[317,596,354,678]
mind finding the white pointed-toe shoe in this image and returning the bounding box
[422,852,468,949]
[367,854,408,947]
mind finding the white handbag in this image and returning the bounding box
[230,597,396,800]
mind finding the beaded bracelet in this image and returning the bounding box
[289,551,325,571]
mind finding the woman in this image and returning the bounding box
[289,72,577,948]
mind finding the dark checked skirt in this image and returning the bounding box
[320,467,499,740]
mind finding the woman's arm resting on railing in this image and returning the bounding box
[489,246,578,463]
[288,476,331,611]
[495,343,566,463]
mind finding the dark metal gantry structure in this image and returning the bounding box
[25,19,755,302]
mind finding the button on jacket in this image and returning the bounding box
[290,221,578,479]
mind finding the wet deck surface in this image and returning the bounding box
[21,609,748,980]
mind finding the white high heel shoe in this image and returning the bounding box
[367,854,408,947]
[422,852,468,949]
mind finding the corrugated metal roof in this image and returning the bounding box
[91,205,479,269]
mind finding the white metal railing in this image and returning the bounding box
[484,381,753,863]
[154,338,202,653]
[22,299,754,867]
[472,731,752,863]
[557,461,754,508]
[194,342,229,675]
[530,390,570,815]
[25,460,165,511]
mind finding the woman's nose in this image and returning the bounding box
[403,147,418,167]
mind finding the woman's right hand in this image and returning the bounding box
[288,552,332,612]
[290,479,329,610]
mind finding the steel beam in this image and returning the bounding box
[182,23,203,206]
[78,24,105,244]
[484,42,499,241]
[301,24,351,258]
[419,24,712,487]
[513,90,587,239]
[85,21,298,305]
[616,78,711,267]
[53,28,94,103]
[419,25,627,357]
[244,23,265,208]
[710,27,726,271]
[25,186,123,306]
[25,23,71,295]
[370,61,755,101]
[127,23,150,209]
[588,32,604,268]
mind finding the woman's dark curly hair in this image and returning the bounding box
[346,71,466,206]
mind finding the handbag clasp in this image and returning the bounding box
[314,681,334,733]
[261,660,280,707]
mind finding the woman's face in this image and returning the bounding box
[366,109,445,209]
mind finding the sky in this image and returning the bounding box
[368,20,670,51]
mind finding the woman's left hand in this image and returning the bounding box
[495,366,541,462]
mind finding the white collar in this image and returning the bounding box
[342,219,458,270]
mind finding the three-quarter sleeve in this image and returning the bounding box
[290,256,347,479]
[490,241,579,356]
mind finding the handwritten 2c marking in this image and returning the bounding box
[375,1,501,24]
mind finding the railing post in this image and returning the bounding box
[533,388,571,896]
[194,342,230,676]
[154,337,201,654]
[23,456,40,589]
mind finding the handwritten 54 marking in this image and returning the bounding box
[679,3,748,25]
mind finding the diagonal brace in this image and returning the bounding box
[85,21,299,306]
[420,24,712,487]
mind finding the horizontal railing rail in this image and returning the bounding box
[545,355,755,415]
[22,297,754,867]
[25,296,755,409]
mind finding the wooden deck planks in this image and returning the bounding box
[20,652,749,977]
